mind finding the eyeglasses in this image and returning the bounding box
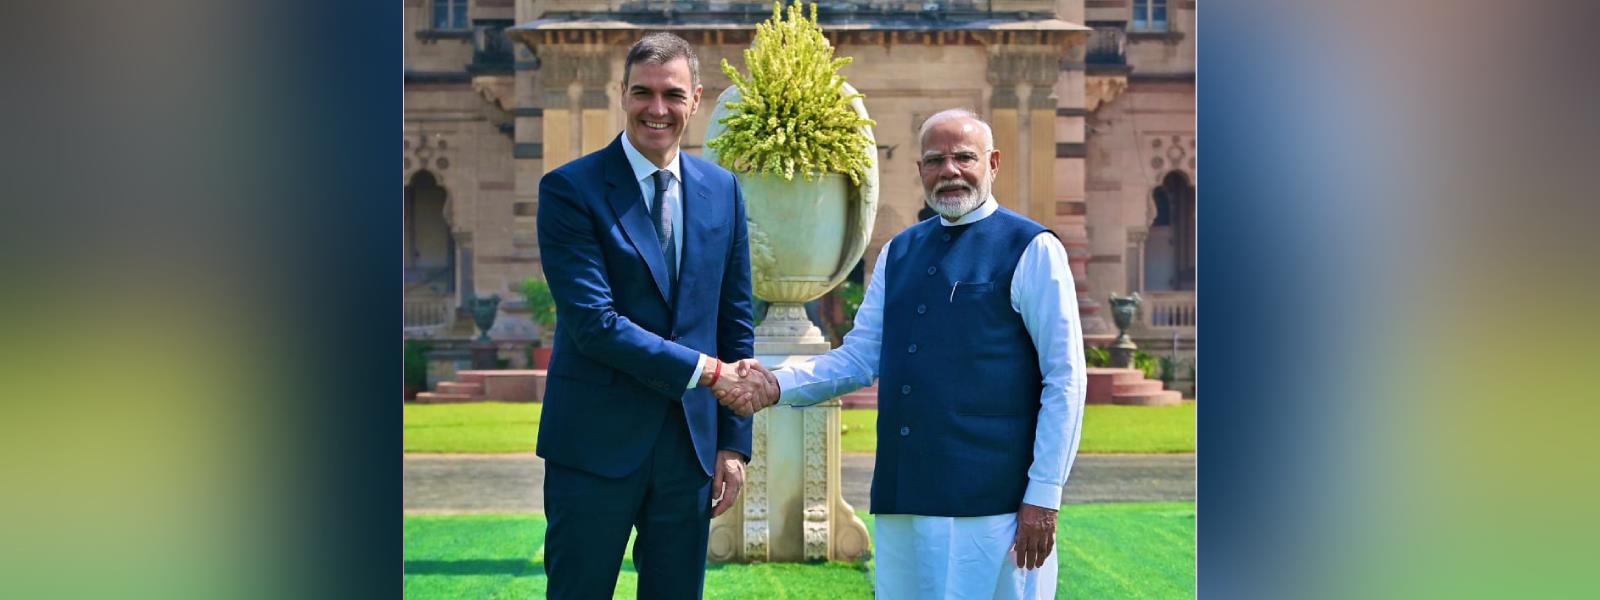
[918,150,991,172]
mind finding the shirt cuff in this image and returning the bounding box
[1023,480,1063,510]
[686,354,708,390]
[773,368,795,404]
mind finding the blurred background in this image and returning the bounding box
[1,0,1598,598]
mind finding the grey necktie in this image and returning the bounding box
[651,169,678,288]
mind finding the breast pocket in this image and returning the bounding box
[949,281,996,303]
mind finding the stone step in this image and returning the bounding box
[1087,368,1145,404]
[453,369,547,402]
[436,382,484,397]
[1111,390,1183,407]
[1112,380,1165,396]
[413,392,476,404]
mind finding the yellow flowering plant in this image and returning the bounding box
[708,1,876,184]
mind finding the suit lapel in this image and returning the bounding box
[675,156,717,320]
[602,137,672,305]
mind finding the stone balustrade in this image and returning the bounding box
[404,297,453,328]
[1137,291,1195,333]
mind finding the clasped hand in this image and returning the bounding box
[709,359,779,417]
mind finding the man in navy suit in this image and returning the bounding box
[535,32,778,599]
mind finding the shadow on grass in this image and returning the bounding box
[404,559,541,577]
[404,558,642,577]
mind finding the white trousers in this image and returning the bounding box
[874,513,1059,599]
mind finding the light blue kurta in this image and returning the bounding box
[772,197,1088,598]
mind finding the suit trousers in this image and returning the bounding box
[543,405,713,599]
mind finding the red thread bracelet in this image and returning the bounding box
[708,360,722,387]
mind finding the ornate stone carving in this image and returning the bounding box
[742,409,770,560]
[404,131,455,183]
[802,406,830,560]
[754,304,827,345]
[1085,75,1129,112]
[746,218,777,297]
[1140,133,1196,185]
[576,53,611,89]
[989,46,1065,110]
[538,51,580,87]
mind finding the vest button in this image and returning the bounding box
[916,304,926,315]
[900,426,911,436]
[926,266,937,275]
[907,344,918,353]
[900,384,911,395]
[941,233,952,242]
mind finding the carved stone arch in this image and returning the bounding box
[1142,169,1195,291]
[405,169,457,295]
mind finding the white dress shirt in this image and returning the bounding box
[619,133,706,390]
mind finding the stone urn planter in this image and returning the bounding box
[701,82,878,564]
[704,83,879,343]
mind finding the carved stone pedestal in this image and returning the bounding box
[707,303,872,563]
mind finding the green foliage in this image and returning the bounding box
[1134,350,1159,379]
[839,280,864,320]
[708,1,876,184]
[404,340,433,389]
[1158,354,1193,384]
[827,280,866,341]
[1086,346,1111,367]
[518,277,557,330]
[1085,346,1169,381]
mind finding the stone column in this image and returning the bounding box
[707,304,871,563]
[1042,56,1113,338]
[986,51,1022,213]
[539,50,579,169]
[513,45,544,272]
[578,52,614,155]
[992,46,1112,337]
[1024,51,1061,228]
[450,232,480,338]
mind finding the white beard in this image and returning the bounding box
[924,178,989,220]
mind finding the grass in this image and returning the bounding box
[405,402,1195,454]
[405,402,541,454]
[404,502,1195,599]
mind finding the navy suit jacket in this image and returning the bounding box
[535,135,754,479]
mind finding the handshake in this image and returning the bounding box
[701,357,780,417]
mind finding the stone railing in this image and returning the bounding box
[1085,24,1126,65]
[405,297,453,329]
[470,20,515,75]
[1137,291,1194,333]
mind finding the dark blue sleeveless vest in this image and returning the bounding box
[872,206,1052,517]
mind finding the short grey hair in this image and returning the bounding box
[917,109,995,152]
[624,32,700,88]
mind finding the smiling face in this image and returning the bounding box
[621,57,702,167]
[918,116,1000,220]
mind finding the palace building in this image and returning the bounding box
[404,0,1194,368]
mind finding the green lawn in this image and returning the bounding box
[406,402,1195,454]
[405,402,541,454]
[404,502,1195,599]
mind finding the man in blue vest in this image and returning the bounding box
[739,109,1087,598]
[536,33,779,599]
